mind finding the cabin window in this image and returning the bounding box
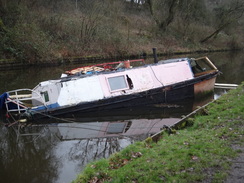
[190,60,206,74]
[41,91,49,102]
[107,75,129,92]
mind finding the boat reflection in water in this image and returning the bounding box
[49,118,180,141]
[1,116,180,183]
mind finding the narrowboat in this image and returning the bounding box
[0,56,219,122]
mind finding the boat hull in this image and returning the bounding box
[34,71,218,119]
[194,76,216,97]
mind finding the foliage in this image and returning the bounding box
[0,0,244,63]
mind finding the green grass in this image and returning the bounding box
[73,83,244,183]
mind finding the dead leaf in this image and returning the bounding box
[131,152,142,158]
[191,156,198,161]
[122,159,129,165]
[89,176,98,183]
[183,141,189,145]
[90,165,96,168]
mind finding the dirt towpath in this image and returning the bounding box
[225,144,244,183]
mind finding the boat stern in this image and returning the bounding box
[190,57,219,96]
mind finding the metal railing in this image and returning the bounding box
[5,89,47,114]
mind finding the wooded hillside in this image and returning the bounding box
[0,0,244,63]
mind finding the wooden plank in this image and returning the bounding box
[193,56,218,70]
[10,94,32,99]
[214,86,237,89]
[215,83,238,87]
[151,100,215,142]
[204,57,218,70]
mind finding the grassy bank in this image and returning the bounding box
[73,83,244,183]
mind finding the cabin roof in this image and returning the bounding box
[60,58,192,82]
[158,58,189,64]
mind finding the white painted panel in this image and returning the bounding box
[32,81,61,106]
[57,76,104,106]
[151,61,193,86]
[98,67,156,98]
[128,67,155,90]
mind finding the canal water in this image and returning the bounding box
[0,51,243,183]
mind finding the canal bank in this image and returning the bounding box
[0,49,236,70]
[73,83,244,183]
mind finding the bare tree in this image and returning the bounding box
[147,0,180,31]
[79,1,105,45]
[201,0,244,43]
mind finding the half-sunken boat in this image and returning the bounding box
[0,56,219,122]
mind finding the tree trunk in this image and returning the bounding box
[159,0,179,31]
[147,0,179,31]
[200,23,230,43]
